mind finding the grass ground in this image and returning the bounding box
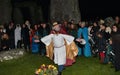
[0,53,120,75]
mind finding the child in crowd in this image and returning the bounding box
[1,33,9,51]
[31,35,40,53]
[96,32,107,64]
[106,39,115,65]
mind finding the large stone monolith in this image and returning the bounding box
[0,0,12,24]
[50,0,81,23]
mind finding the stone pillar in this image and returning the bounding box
[0,0,12,24]
[29,6,36,24]
[13,7,24,24]
[50,0,81,23]
[34,6,43,24]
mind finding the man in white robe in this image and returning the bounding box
[41,22,74,75]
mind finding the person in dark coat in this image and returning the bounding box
[90,22,100,43]
[39,23,50,55]
[21,24,30,52]
[99,24,110,40]
[111,25,120,72]
[6,22,15,49]
[67,23,78,40]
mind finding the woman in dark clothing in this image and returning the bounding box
[39,23,50,55]
[90,22,100,56]
[90,22,100,41]
[114,16,120,28]
[67,23,78,40]
[111,25,120,72]
[99,24,110,40]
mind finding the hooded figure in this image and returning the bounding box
[14,24,21,48]
[77,22,91,57]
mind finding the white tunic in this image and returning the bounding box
[41,34,74,65]
[14,27,21,47]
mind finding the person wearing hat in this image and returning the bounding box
[50,22,67,34]
[52,22,61,33]
[41,22,78,75]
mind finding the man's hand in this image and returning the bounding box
[76,38,82,42]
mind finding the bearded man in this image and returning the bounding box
[41,22,78,75]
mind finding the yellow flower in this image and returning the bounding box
[38,69,41,72]
[48,65,52,69]
[42,64,45,67]
[53,67,57,70]
[35,64,58,75]
[51,65,54,68]
[35,71,39,74]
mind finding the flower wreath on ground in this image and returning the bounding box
[35,64,58,75]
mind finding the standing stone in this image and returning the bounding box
[34,6,43,23]
[13,7,24,24]
[30,6,43,24]
[0,0,12,24]
[29,6,36,24]
[50,0,81,23]
[13,1,43,24]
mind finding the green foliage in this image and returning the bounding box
[0,53,120,75]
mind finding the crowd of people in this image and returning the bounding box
[0,16,120,74]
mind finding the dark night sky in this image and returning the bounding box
[79,0,120,20]
[13,0,120,21]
